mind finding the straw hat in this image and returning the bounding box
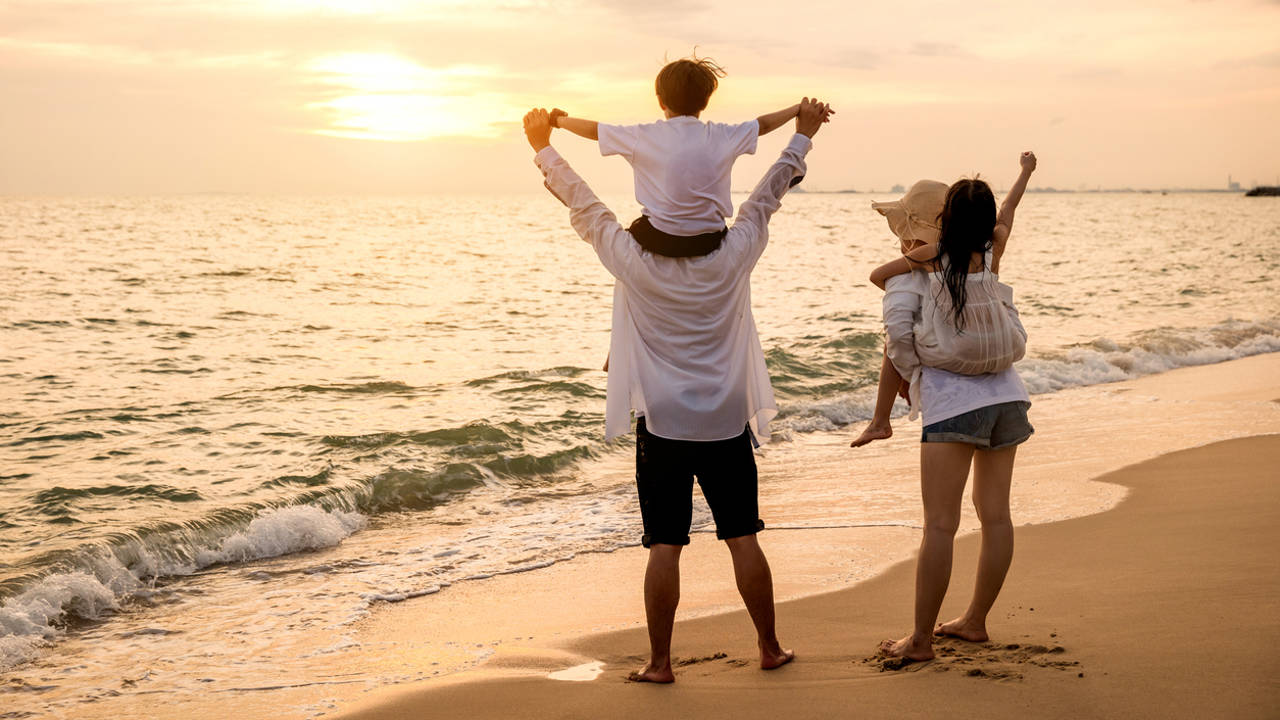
[871,179,948,253]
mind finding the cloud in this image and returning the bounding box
[1216,49,1280,68]
[827,48,880,70]
[908,42,968,58]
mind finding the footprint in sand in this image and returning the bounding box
[674,652,728,667]
[862,636,1081,681]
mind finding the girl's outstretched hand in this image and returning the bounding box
[1020,151,1037,173]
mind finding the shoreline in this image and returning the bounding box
[330,352,1280,719]
[12,353,1280,719]
[341,432,1280,719]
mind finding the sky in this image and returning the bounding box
[1,0,1278,194]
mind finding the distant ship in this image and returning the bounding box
[1245,186,1280,196]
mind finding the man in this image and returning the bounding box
[521,97,831,683]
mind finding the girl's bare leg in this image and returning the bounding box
[880,442,974,661]
[936,446,1017,642]
[851,350,902,448]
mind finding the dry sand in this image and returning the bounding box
[337,356,1280,719]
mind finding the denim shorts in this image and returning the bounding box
[921,401,1034,449]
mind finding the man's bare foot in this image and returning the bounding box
[760,647,795,670]
[878,634,934,662]
[626,664,675,683]
[850,422,892,448]
[935,616,989,642]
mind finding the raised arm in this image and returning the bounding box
[992,151,1036,272]
[732,98,833,260]
[996,151,1036,231]
[756,103,801,136]
[523,108,632,279]
[549,108,599,141]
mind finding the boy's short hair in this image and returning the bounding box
[655,56,726,116]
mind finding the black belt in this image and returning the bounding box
[628,215,726,258]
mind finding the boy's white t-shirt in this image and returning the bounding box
[598,117,759,236]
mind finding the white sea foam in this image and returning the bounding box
[775,319,1280,435]
[0,572,118,668]
[195,506,365,567]
[0,505,365,672]
[1017,321,1280,395]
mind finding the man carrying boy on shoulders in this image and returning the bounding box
[522,97,832,683]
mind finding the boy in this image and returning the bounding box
[549,55,813,258]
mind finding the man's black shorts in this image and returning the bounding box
[634,416,765,548]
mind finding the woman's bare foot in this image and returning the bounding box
[878,634,934,661]
[935,616,989,642]
[850,422,892,448]
[760,646,795,670]
[626,663,675,683]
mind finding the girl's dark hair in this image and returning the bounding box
[934,177,997,331]
[655,54,726,116]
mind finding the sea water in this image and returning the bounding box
[1,191,1278,715]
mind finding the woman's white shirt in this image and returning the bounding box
[882,272,1029,426]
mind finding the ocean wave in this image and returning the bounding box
[0,431,606,670]
[771,317,1280,435]
[1017,318,1280,394]
[465,366,588,387]
[764,329,883,401]
[0,505,364,672]
[31,483,204,508]
[293,381,416,395]
[5,430,105,448]
[321,422,514,451]
[356,464,491,513]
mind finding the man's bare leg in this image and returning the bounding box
[850,350,900,448]
[629,543,682,683]
[725,534,794,669]
[880,442,973,661]
[937,446,1017,643]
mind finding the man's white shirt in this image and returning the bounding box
[535,133,811,442]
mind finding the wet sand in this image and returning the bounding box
[337,354,1280,719]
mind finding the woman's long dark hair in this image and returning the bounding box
[934,178,997,331]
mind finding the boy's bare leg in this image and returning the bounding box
[629,544,682,683]
[851,349,901,447]
[725,535,795,669]
[936,446,1016,643]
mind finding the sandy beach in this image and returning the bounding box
[334,353,1280,720]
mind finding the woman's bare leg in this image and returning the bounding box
[937,446,1017,642]
[850,350,901,448]
[881,442,974,660]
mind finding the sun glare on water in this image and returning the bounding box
[306,53,518,142]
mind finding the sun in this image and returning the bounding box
[305,52,518,142]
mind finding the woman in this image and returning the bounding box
[872,157,1037,661]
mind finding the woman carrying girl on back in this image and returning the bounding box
[851,152,1036,447]
[870,152,1040,661]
